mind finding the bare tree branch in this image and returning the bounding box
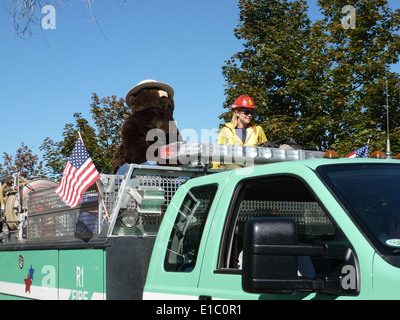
[6,0,63,38]
[86,0,112,41]
[5,0,114,41]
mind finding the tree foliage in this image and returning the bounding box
[40,93,129,179]
[0,142,44,179]
[221,0,400,156]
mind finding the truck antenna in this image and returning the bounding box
[386,79,391,159]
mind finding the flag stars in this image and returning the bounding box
[70,140,91,168]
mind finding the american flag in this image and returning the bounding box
[55,138,100,208]
[345,144,369,158]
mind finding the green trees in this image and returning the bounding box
[40,94,129,179]
[0,143,43,179]
[221,0,400,156]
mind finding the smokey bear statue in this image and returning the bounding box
[112,79,181,173]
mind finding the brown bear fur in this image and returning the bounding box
[112,88,181,173]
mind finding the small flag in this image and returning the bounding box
[55,138,100,208]
[345,144,369,158]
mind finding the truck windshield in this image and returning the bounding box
[317,163,400,259]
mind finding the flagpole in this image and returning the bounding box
[77,131,110,222]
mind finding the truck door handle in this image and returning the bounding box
[199,295,212,300]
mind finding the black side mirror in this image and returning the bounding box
[242,217,298,294]
[241,217,359,296]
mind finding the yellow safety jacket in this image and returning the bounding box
[212,122,267,169]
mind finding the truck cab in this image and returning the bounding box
[144,157,400,300]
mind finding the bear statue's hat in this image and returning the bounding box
[126,79,174,105]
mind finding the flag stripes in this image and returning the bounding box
[55,138,100,208]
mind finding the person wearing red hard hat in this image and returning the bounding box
[232,95,256,109]
[212,95,267,169]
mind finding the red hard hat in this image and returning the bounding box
[232,95,256,110]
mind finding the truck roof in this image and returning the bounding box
[294,157,400,170]
[201,157,400,181]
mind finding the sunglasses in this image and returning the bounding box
[239,109,255,116]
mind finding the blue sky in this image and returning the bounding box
[1,0,400,166]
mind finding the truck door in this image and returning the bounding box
[143,180,221,299]
[196,170,371,299]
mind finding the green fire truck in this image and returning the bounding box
[1,142,400,300]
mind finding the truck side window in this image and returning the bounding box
[220,176,337,272]
[164,184,218,272]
